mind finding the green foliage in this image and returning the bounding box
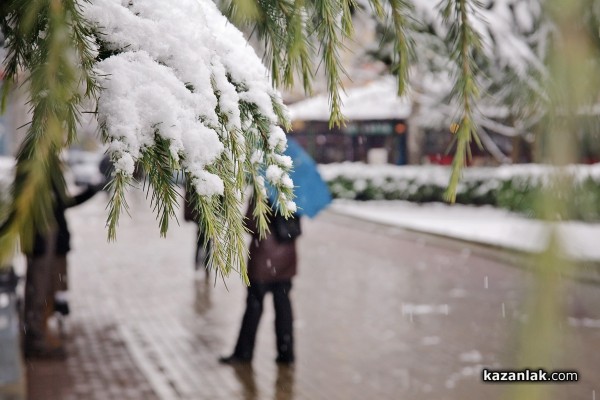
[222,0,417,128]
[440,0,483,202]
[2,0,598,285]
[0,0,99,263]
[139,135,181,237]
[369,0,554,198]
[0,0,301,281]
[223,0,348,127]
[0,0,533,274]
[385,0,413,96]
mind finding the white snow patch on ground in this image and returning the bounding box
[401,303,450,316]
[421,336,441,346]
[568,318,600,329]
[459,350,483,363]
[331,200,600,261]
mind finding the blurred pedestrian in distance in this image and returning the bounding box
[99,154,113,189]
[99,153,144,187]
[23,174,102,359]
[220,199,300,365]
[183,187,211,276]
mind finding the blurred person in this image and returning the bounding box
[219,199,300,365]
[23,176,101,359]
[99,153,145,187]
[184,186,210,276]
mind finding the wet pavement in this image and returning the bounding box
[25,192,600,399]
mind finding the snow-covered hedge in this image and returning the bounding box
[0,157,14,219]
[319,163,600,221]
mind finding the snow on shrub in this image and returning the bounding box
[320,163,600,221]
[0,157,14,210]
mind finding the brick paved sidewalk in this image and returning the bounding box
[25,192,301,400]
[24,192,600,400]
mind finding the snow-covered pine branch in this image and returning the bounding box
[82,0,296,279]
[0,0,296,280]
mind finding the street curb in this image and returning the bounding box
[326,209,600,286]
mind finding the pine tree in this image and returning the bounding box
[1,0,599,281]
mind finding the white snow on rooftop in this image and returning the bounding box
[288,76,412,121]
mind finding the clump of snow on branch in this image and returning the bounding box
[82,0,295,209]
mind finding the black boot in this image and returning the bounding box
[218,354,252,364]
[54,299,70,316]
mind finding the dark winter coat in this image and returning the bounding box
[31,185,98,257]
[245,203,298,284]
[183,187,200,223]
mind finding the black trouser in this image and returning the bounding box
[233,280,294,361]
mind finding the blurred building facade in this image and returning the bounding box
[287,77,410,165]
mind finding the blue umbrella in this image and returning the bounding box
[268,138,332,218]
